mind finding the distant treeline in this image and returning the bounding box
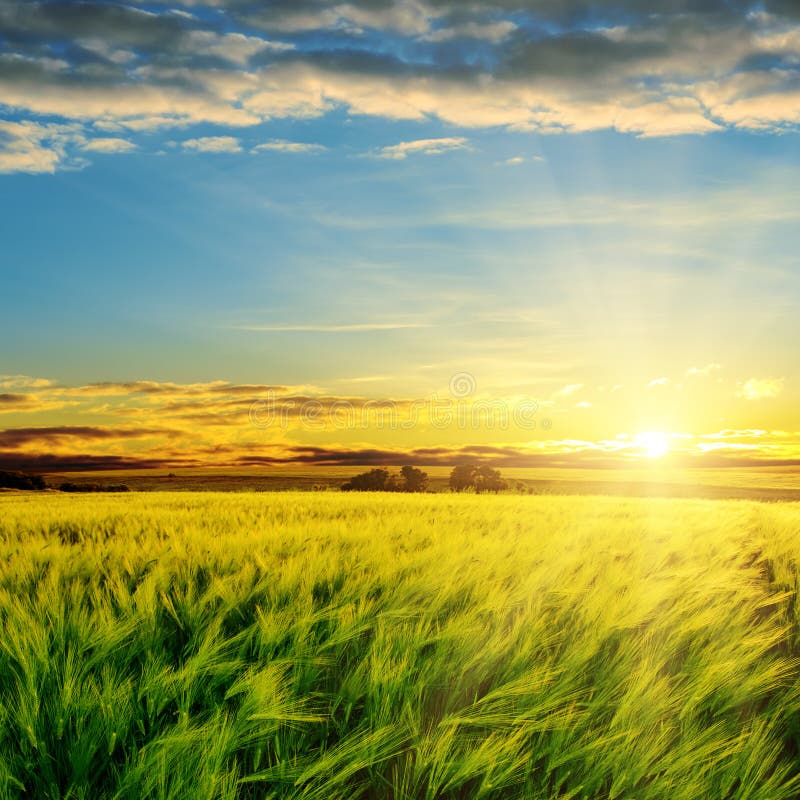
[341,463,510,493]
[0,471,130,492]
[59,483,131,493]
[341,466,429,493]
[0,470,46,490]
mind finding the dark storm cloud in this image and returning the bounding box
[229,444,622,467]
[0,392,51,412]
[0,2,189,47]
[0,452,176,470]
[216,0,773,38]
[764,0,800,19]
[0,425,182,448]
[231,443,800,470]
[199,0,749,25]
[424,0,751,19]
[497,28,672,80]
[0,392,31,405]
[61,380,291,396]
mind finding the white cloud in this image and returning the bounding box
[0,59,261,130]
[184,32,294,65]
[76,38,138,65]
[554,383,583,397]
[701,429,768,439]
[374,137,470,159]
[0,47,781,154]
[253,139,327,154]
[612,98,723,138]
[421,20,516,44]
[81,137,137,154]
[241,65,723,136]
[0,375,53,389]
[737,377,785,400]
[182,136,242,153]
[0,120,81,174]
[496,155,545,166]
[647,377,670,388]
[336,375,396,383]
[686,363,721,378]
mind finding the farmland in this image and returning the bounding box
[36,464,800,502]
[1,491,800,798]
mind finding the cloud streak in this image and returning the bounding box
[181,136,242,153]
[374,137,470,159]
[0,425,181,448]
[233,322,432,332]
[80,137,136,153]
[253,139,327,154]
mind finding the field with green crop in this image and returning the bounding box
[1,492,800,799]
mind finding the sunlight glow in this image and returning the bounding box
[635,431,670,459]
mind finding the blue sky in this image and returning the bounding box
[3,126,797,386]
[1,1,799,469]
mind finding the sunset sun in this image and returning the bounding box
[635,431,670,459]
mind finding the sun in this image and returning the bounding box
[635,431,670,458]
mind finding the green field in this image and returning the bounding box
[1,492,800,799]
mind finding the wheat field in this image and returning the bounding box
[1,491,799,799]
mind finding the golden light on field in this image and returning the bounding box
[635,431,670,459]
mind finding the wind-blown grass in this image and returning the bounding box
[0,492,799,799]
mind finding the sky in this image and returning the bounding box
[1,0,799,471]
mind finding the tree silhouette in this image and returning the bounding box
[341,468,393,492]
[341,466,429,492]
[0,470,45,490]
[473,465,507,493]
[400,465,428,493]
[449,464,477,492]
[449,463,507,493]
